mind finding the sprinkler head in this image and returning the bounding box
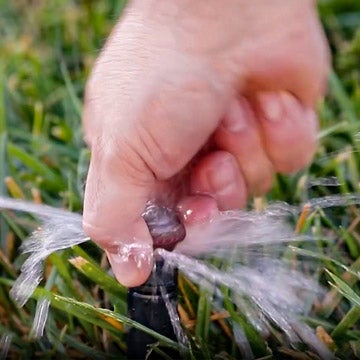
[142,203,186,251]
[128,204,183,359]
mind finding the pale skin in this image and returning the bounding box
[82,0,330,287]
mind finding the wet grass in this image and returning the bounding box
[0,0,360,358]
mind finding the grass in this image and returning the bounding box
[0,0,360,358]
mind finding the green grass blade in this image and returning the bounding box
[69,256,127,299]
[223,293,268,357]
[0,65,8,251]
[60,332,122,360]
[31,288,181,351]
[60,61,82,119]
[331,306,360,339]
[329,71,358,124]
[326,269,360,307]
[194,287,212,359]
[7,142,65,190]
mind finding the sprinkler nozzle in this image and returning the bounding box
[127,204,185,359]
[142,203,186,251]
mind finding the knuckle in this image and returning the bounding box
[135,123,181,180]
[100,135,155,188]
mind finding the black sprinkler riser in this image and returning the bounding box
[127,204,185,359]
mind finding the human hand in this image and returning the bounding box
[82,0,330,286]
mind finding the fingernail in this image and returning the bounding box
[206,155,238,196]
[222,98,249,132]
[258,92,283,122]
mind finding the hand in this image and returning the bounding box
[82,0,330,286]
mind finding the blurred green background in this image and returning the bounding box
[1,0,360,358]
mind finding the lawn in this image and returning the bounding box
[0,0,360,359]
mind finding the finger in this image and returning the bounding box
[190,150,247,210]
[83,139,155,287]
[177,195,219,226]
[214,98,274,195]
[241,2,330,106]
[256,91,318,174]
[106,247,153,288]
[175,195,219,255]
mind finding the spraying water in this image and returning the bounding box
[30,296,51,338]
[1,194,359,358]
[0,333,12,360]
[0,197,89,307]
[157,249,332,359]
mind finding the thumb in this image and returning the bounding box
[82,69,227,287]
[83,141,154,287]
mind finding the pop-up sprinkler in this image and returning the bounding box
[127,204,186,359]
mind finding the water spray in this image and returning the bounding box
[1,195,350,359]
[126,204,186,359]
